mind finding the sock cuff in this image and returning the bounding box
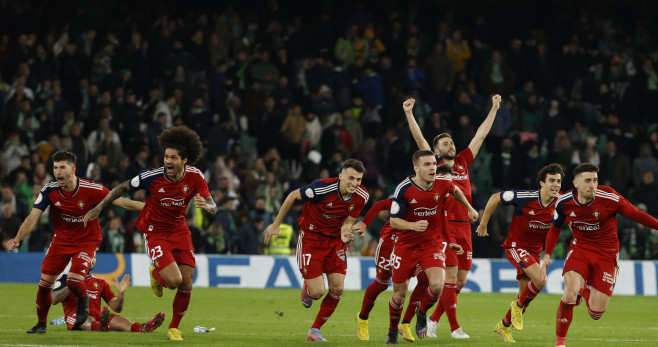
[328,290,342,299]
[389,298,404,309]
[427,286,440,298]
[528,281,540,294]
[588,308,605,319]
[39,279,54,288]
[444,283,457,289]
[177,289,192,295]
[560,298,576,306]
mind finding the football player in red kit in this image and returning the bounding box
[4,150,144,334]
[544,163,658,347]
[476,163,564,342]
[84,126,217,341]
[404,95,500,339]
[263,159,369,342]
[386,150,478,345]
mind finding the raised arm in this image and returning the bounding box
[263,189,302,245]
[108,274,130,313]
[450,186,479,222]
[403,98,431,151]
[83,180,131,227]
[468,94,501,158]
[476,193,501,236]
[4,208,43,250]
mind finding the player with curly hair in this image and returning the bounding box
[84,126,217,341]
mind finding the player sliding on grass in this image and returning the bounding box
[476,163,564,342]
[84,126,217,341]
[544,163,658,347]
[403,95,500,339]
[264,159,369,342]
[52,256,165,333]
[3,150,144,334]
[386,151,478,345]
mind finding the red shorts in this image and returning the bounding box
[41,242,99,276]
[505,247,541,280]
[563,246,618,297]
[444,221,472,269]
[374,234,396,281]
[296,230,347,279]
[391,245,445,284]
[144,232,196,270]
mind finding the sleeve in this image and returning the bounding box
[390,188,408,219]
[129,169,151,192]
[94,186,111,205]
[299,180,331,203]
[545,204,566,255]
[617,197,658,230]
[459,147,475,168]
[350,193,370,218]
[100,280,116,303]
[32,187,52,211]
[499,190,517,207]
[195,173,211,198]
[362,199,392,226]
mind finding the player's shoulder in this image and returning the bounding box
[355,184,369,203]
[556,190,574,207]
[595,185,621,202]
[78,178,106,191]
[139,166,165,178]
[185,165,205,179]
[41,180,60,192]
[392,177,414,198]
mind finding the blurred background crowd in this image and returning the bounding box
[1,0,657,260]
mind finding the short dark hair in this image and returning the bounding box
[412,149,435,166]
[51,150,77,165]
[536,163,565,186]
[432,132,452,150]
[158,126,203,164]
[342,159,365,173]
[436,163,454,176]
[574,162,600,177]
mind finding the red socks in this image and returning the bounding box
[152,268,167,288]
[36,279,54,323]
[169,289,191,329]
[131,322,142,332]
[359,277,389,318]
[66,276,87,299]
[389,298,404,330]
[556,298,576,345]
[518,281,540,307]
[403,271,428,322]
[431,282,459,331]
[419,286,440,314]
[311,290,342,329]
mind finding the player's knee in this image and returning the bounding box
[456,280,466,290]
[309,287,325,300]
[165,277,182,289]
[563,289,579,303]
[428,281,443,295]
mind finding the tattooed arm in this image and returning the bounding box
[193,193,217,216]
[83,181,131,227]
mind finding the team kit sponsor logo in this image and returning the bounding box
[413,206,438,217]
[160,197,185,207]
[60,213,85,223]
[572,220,601,231]
[528,220,552,229]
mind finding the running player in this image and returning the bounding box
[544,163,658,347]
[83,126,217,341]
[263,159,369,342]
[403,95,500,339]
[4,150,144,334]
[476,163,564,342]
[52,256,165,333]
[386,150,478,345]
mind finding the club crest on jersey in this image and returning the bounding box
[182,185,189,194]
[93,282,99,289]
[434,193,440,202]
[78,201,85,209]
[349,204,355,212]
[456,165,464,171]
[593,210,600,219]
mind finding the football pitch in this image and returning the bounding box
[1,283,657,346]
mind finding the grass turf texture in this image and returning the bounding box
[1,283,657,346]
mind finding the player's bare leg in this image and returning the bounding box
[307,273,344,342]
[167,264,193,341]
[556,270,585,346]
[27,273,57,334]
[156,262,183,290]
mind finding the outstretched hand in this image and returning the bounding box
[403,98,415,113]
[83,208,100,228]
[491,94,502,110]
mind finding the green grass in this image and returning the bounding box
[1,283,657,346]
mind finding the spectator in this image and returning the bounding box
[633,143,658,187]
[236,216,264,254]
[1,183,28,220]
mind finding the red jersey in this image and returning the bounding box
[130,165,211,235]
[298,177,369,240]
[361,199,395,239]
[34,178,109,245]
[547,185,658,256]
[390,175,455,249]
[60,275,115,320]
[437,148,474,221]
[499,190,556,253]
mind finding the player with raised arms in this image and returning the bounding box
[83,126,217,341]
[4,150,144,334]
[403,95,500,339]
[476,163,564,342]
[263,159,369,342]
[543,163,658,347]
[385,150,478,345]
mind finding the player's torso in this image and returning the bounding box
[563,195,619,254]
[301,192,359,235]
[45,180,105,244]
[439,152,472,220]
[84,277,107,316]
[396,177,451,247]
[505,193,555,252]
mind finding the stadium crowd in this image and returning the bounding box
[0,0,657,260]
